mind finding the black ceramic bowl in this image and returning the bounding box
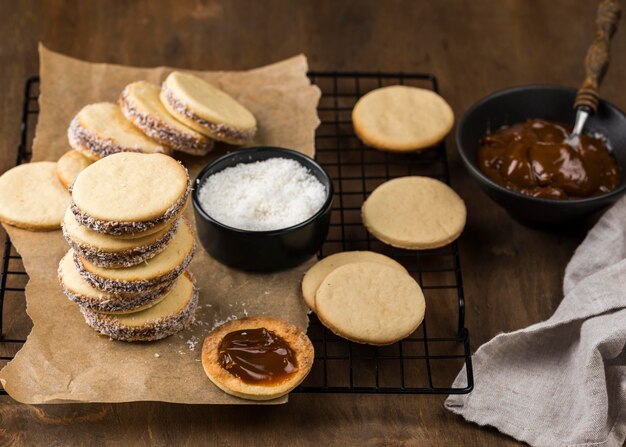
[457,85,626,224]
[192,147,334,271]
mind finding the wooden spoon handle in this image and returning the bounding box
[575,0,621,112]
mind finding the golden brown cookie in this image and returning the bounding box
[56,150,93,189]
[361,176,466,249]
[201,317,314,401]
[161,71,257,145]
[0,162,70,231]
[301,251,407,311]
[352,86,454,152]
[315,262,425,345]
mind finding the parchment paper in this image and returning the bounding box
[0,45,321,404]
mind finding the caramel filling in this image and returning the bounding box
[218,328,298,385]
[477,119,620,199]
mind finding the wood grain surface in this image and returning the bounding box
[1,1,624,445]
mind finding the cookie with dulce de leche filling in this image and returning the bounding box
[160,71,257,145]
[68,102,170,161]
[80,270,198,341]
[120,81,214,156]
[70,152,190,237]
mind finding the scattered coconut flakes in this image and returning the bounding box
[186,336,199,351]
[210,315,238,331]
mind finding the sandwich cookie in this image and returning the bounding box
[161,71,257,145]
[80,271,198,341]
[352,85,454,152]
[120,81,214,156]
[62,208,179,268]
[70,152,190,236]
[202,317,314,401]
[315,262,426,346]
[74,219,195,294]
[58,250,173,314]
[68,102,170,161]
[56,150,93,189]
[301,251,407,311]
[361,176,466,249]
[0,162,70,231]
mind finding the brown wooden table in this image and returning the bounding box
[1,1,624,445]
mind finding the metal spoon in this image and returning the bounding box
[565,0,621,149]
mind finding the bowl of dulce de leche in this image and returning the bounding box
[456,85,626,224]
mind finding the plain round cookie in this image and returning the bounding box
[352,86,454,152]
[56,150,93,189]
[361,176,466,249]
[71,152,189,224]
[315,262,425,345]
[161,71,257,145]
[0,162,70,230]
[120,81,214,156]
[301,251,407,311]
[201,317,314,401]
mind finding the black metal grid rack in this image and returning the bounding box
[0,73,472,396]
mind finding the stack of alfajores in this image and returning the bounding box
[57,152,198,342]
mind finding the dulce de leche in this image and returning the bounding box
[218,327,298,384]
[477,119,620,199]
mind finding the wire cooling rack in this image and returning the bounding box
[0,73,472,396]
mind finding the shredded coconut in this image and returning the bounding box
[186,336,199,351]
[197,158,327,231]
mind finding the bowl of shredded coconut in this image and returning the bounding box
[192,147,334,271]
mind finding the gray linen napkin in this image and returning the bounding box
[445,195,626,447]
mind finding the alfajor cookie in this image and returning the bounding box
[68,102,170,161]
[70,152,190,236]
[161,71,257,145]
[120,81,214,156]
[315,262,426,345]
[56,150,93,189]
[62,208,179,268]
[362,176,466,249]
[74,219,195,294]
[352,86,454,152]
[80,271,197,341]
[0,162,70,231]
[202,317,314,401]
[301,251,407,311]
[58,250,173,314]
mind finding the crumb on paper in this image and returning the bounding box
[186,336,199,351]
[210,315,239,331]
